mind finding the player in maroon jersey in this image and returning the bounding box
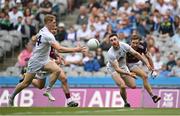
[126,35,161,103]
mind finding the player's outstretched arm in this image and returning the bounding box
[51,41,87,53]
[144,52,154,69]
[111,60,136,78]
[130,49,153,71]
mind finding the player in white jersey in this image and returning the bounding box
[106,33,152,107]
[9,15,86,107]
[30,27,79,106]
[19,28,63,101]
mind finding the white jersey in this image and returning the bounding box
[30,26,56,63]
[107,42,134,69]
[27,26,56,73]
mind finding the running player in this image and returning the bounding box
[30,27,78,107]
[19,28,63,101]
[9,15,86,107]
[106,33,152,107]
[126,34,161,103]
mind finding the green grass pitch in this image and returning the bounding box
[0,107,180,116]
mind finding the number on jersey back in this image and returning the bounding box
[37,35,42,46]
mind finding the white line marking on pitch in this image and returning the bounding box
[11,109,134,115]
[75,108,135,114]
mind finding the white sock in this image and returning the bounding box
[67,98,72,103]
[46,86,52,92]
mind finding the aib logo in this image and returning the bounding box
[69,89,87,107]
[158,89,179,108]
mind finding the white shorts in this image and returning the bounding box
[127,62,140,71]
[106,65,130,75]
[27,58,50,73]
[35,71,47,80]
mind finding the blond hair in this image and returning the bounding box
[44,14,56,24]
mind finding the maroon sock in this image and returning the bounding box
[65,93,70,99]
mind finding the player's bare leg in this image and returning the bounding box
[20,73,46,89]
[122,75,136,89]
[121,74,136,107]
[43,60,61,101]
[131,67,161,103]
[9,73,35,106]
[111,72,130,107]
[57,68,78,107]
[32,77,46,89]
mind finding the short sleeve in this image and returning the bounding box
[122,43,134,53]
[141,42,148,54]
[143,46,147,54]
